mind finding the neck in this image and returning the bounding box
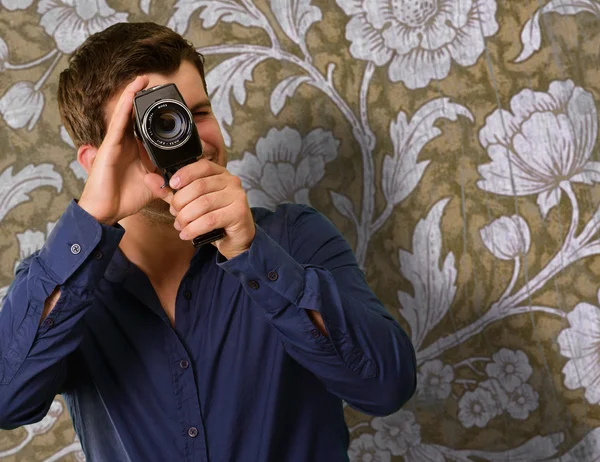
[117,211,197,284]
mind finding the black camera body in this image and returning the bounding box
[133,83,200,180]
[133,83,225,247]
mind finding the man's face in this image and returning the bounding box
[103,60,227,224]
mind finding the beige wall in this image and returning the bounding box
[1,0,600,460]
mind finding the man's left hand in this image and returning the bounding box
[147,158,255,260]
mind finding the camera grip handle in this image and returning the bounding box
[162,161,226,248]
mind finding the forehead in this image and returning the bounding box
[104,60,207,123]
[144,60,207,104]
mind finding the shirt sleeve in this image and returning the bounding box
[217,204,417,416]
[0,200,124,429]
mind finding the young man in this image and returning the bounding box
[0,22,416,461]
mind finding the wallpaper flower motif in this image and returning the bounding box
[485,348,533,392]
[558,295,600,404]
[480,215,531,261]
[335,0,499,88]
[372,410,421,456]
[226,126,339,208]
[458,387,498,428]
[416,360,454,400]
[505,383,539,420]
[38,0,129,54]
[348,434,391,462]
[477,80,600,218]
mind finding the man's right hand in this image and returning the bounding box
[78,75,154,226]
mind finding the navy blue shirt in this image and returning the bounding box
[0,200,416,462]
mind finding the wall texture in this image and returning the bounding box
[2,0,600,460]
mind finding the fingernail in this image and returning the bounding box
[170,176,180,188]
[169,206,177,216]
[179,231,187,240]
[174,221,181,231]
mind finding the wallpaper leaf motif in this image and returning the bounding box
[270,74,311,116]
[268,0,321,59]
[139,0,151,14]
[0,37,8,70]
[13,221,57,273]
[0,164,62,221]
[382,98,473,207]
[330,191,358,226]
[459,432,564,461]
[167,0,269,35]
[0,82,45,131]
[397,197,457,351]
[0,0,32,10]
[205,52,269,146]
[515,0,600,63]
[553,428,600,461]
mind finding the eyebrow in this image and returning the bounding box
[189,100,212,112]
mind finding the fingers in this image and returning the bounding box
[168,158,225,189]
[170,175,228,212]
[174,189,237,233]
[104,75,149,146]
[144,172,174,204]
[178,200,247,241]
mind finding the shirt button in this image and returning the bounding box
[179,359,189,369]
[184,290,192,300]
[247,280,259,290]
[188,427,198,438]
[311,329,320,338]
[43,317,54,328]
[267,271,278,281]
[70,244,81,255]
[93,250,103,260]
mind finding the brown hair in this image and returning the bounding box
[57,22,207,148]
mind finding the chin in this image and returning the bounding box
[140,200,175,225]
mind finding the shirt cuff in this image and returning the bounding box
[38,199,125,286]
[217,224,306,310]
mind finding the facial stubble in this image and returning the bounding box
[139,198,176,225]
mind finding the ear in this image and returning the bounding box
[77,144,98,174]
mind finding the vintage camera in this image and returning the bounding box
[133,83,225,247]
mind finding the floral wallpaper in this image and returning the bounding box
[2,0,600,461]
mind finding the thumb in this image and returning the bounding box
[144,172,174,204]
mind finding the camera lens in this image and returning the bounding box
[143,100,192,149]
[152,107,186,141]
